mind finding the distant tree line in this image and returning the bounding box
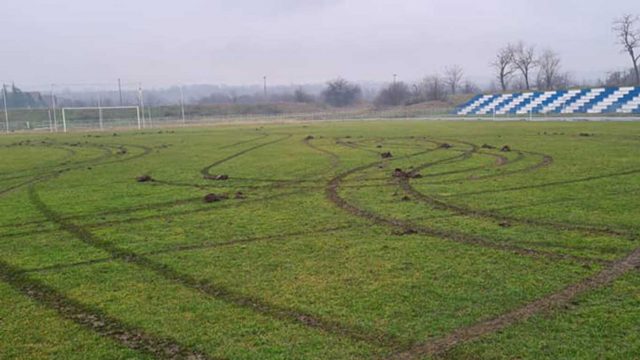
[1,84,47,108]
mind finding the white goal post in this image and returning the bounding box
[61,106,141,132]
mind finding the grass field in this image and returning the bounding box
[1,120,639,359]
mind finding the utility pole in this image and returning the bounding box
[393,74,397,84]
[138,83,145,129]
[179,85,186,125]
[2,84,8,134]
[118,78,123,106]
[263,76,267,99]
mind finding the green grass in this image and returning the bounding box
[1,120,639,359]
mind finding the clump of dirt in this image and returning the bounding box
[579,132,594,137]
[112,133,118,136]
[345,135,352,139]
[304,135,315,140]
[380,152,393,159]
[393,228,418,236]
[401,195,411,201]
[376,144,383,148]
[117,147,127,155]
[439,143,452,149]
[393,168,421,179]
[481,144,496,149]
[500,145,511,152]
[136,175,153,182]
[234,191,246,199]
[393,168,408,178]
[203,193,228,203]
[498,221,511,228]
[203,174,229,180]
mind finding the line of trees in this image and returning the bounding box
[491,13,640,92]
[491,42,571,92]
[373,67,479,107]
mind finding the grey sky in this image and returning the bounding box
[1,0,637,88]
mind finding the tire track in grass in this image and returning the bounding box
[324,144,602,266]
[0,141,153,199]
[0,259,214,360]
[389,246,640,360]
[217,133,269,149]
[422,150,553,185]
[155,134,337,190]
[28,185,407,350]
[399,177,636,239]
[2,189,310,239]
[0,142,119,197]
[445,165,640,199]
[200,134,292,176]
[0,144,77,180]
[4,135,338,241]
[304,137,340,169]
[399,143,634,239]
[321,137,639,358]
[21,225,359,275]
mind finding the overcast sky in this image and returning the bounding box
[1,0,637,89]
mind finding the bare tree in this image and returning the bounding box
[461,80,480,94]
[602,69,636,87]
[613,14,640,85]
[537,49,562,90]
[513,42,537,90]
[421,75,448,101]
[444,65,464,95]
[322,78,362,107]
[491,45,516,91]
[294,87,314,103]
[374,82,411,107]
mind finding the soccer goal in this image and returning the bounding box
[61,106,141,132]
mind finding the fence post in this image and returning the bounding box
[2,84,8,133]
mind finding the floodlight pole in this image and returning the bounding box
[137,84,144,129]
[98,94,103,131]
[179,85,186,125]
[50,84,58,132]
[2,84,9,134]
[118,78,123,106]
[263,76,267,98]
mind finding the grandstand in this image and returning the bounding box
[455,86,640,115]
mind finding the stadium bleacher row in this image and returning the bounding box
[454,86,640,115]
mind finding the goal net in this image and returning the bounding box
[61,106,141,132]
